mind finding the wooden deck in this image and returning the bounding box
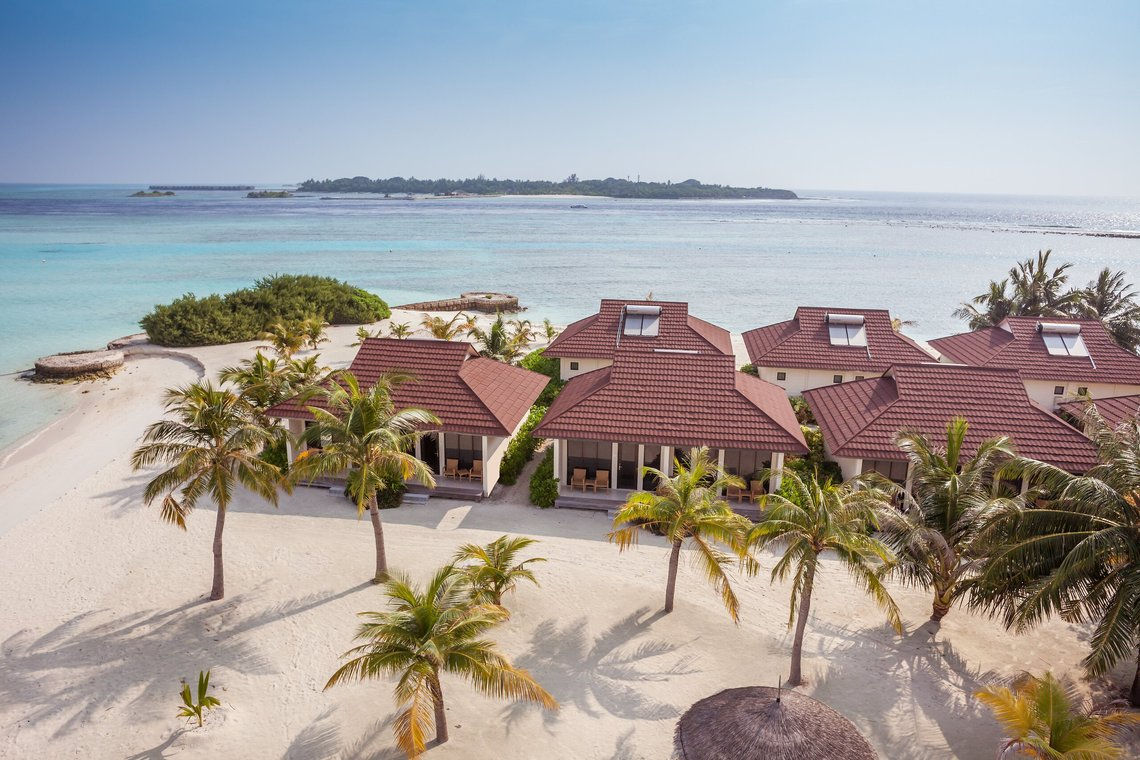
[406,476,484,502]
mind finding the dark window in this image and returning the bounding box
[1077,386,1088,395]
[1054,385,1065,396]
[776,371,787,381]
[861,459,908,483]
[570,361,579,371]
[722,449,769,481]
[566,439,611,479]
[855,375,865,380]
[444,433,481,469]
[833,375,843,384]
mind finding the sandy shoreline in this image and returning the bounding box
[0,313,1135,759]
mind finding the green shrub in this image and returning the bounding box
[141,274,390,347]
[739,363,759,377]
[375,471,407,509]
[259,436,289,473]
[519,348,566,406]
[528,448,559,508]
[499,405,547,485]
[791,396,816,425]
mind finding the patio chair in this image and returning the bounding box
[571,468,588,491]
[749,480,766,503]
[590,470,609,491]
[445,459,468,478]
[468,459,483,481]
[726,483,744,502]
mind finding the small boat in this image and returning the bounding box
[570,204,588,209]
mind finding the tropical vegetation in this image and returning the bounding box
[955,250,1140,352]
[874,417,1015,622]
[325,564,557,757]
[528,448,559,508]
[519,348,564,405]
[749,469,902,685]
[131,381,287,600]
[467,313,533,362]
[498,405,547,486]
[972,405,1140,705]
[453,535,546,607]
[140,274,389,347]
[421,312,475,340]
[290,371,439,582]
[976,671,1140,759]
[609,447,750,620]
[178,670,222,728]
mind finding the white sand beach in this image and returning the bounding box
[1,314,1135,759]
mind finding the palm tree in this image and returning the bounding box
[388,321,413,339]
[290,371,439,582]
[260,320,305,358]
[972,405,1140,705]
[748,469,901,685]
[131,381,286,600]
[954,279,1017,330]
[325,564,558,757]
[976,671,1140,759]
[421,313,475,340]
[541,318,559,343]
[1076,267,1140,353]
[351,326,377,346]
[219,351,291,416]
[299,314,329,350]
[452,535,546,606]
[467,313,529,362]
[608,447,750,620]
[1009,249,1080,317]
[875,417,1016,622]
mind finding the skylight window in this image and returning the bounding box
[623,305,660,337]
[1038,322,1088,357]
[826,313,867,346]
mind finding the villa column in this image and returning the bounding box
[414,437,422,460]
[717,449,726,495]
[662,446,672,476]
[552,439,562,489]
[481,436,490,496]
[1020,478,1031,498]
[904,463,916,507]
[437,432,446,475]
[611,443,619,484]
[769,451,785,494]
[636,444,645,490]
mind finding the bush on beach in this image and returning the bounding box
[141,274,390,347]
[499,406,548,486]
[529,448,559,508]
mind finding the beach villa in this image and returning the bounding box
[543,298,733,381]
[534,349,808,510]
[803,363,1099,487]
[930,317,1140,410]
[268,338,548,499]
[1058,393,1140,430]
[741,307,938,396]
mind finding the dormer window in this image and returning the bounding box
[623,305,661,337]
[1038,322,1088,357]
[827,313,867,346]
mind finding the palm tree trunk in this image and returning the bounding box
[210,504,226,601]
[931,581,953,622]
[430,674,448,745]
[788,563,816,686]
[369,493,387,583]
[1130,646,1140,707]
[664,539,682,613]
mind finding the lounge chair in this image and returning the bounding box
[750,480,765,503]
[726,483,744,502]
[445,459,468,478]
[590,470,609,491]
[468,459,483,481]
[571,468,588,491]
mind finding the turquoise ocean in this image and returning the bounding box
[1,184,1137,451]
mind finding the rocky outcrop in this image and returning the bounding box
[33,349,124,382]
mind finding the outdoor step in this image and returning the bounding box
[401,492,430,506]
[554,495,622,511]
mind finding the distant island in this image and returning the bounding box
[247,190,294,198]
[298,175,797,200]
[149,185,254,191]
[131,190,175,197]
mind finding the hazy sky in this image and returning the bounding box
[1,1,1137,195]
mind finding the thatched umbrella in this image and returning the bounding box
[674,686,877,760]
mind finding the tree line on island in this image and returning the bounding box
[298,174,798,200]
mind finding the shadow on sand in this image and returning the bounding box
[502,606,699,728]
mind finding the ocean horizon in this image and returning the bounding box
[1,184,1137,451]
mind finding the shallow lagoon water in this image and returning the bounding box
[1,185,1137,450]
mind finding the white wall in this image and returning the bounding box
[481,434,509,497]
[756,365,881,396]
[559,357,613,381]
[833,456,863,482]
[1023,379,1140,411]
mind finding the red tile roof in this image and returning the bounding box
[803,363,1098,473]
[268,338,548,437]
[544,299,732,359]
[1058,394,1140,429]
[929,317,1140,384]
[742,307,936,373]
[534,352,808,453]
